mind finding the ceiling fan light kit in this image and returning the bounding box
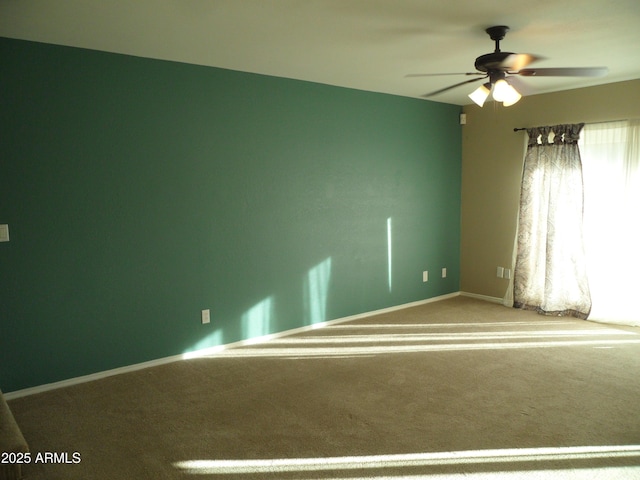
[472,76,522,106]
[502,88,522,107]
[412,25,608,107]
[468,83,491,107]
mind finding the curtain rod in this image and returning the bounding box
[513,119,629,132]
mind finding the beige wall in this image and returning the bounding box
[460,78,640,300]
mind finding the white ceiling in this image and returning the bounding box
[1,0,639,105]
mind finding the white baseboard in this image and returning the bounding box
[4,355,184,400]
[460,291,503,304]
[5,292,461,400]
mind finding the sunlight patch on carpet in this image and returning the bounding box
[200,338,640,358]
[173,445,640,475]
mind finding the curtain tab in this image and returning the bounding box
[527,124,584,145]
[563,123,585,144]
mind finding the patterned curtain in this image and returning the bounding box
[513,124,592,319]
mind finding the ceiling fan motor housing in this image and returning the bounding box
[474,51,515,73]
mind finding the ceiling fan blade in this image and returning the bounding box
[406,72,484,78]
[501,53,543,71]
[505,76,532,96]
[422,76,487,98]
[517,67,608,77]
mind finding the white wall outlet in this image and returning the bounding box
[504,268,512,279]
[0,224,9,242]
[460,113,467,125]
[441,268,447,278]
[496,266,504,278]
[422,271,429,282]
[201,309,211,324]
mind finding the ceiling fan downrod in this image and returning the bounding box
[485,25,509,52]
[474,26,514,73]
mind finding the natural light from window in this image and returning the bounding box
[182,313,639,360]
[173,445,640,477]
[387,217,393,292]
[241,296,273,338]
[305,257,332,326]
[579,121,640,326]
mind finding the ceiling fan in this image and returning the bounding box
[408,26,608,106]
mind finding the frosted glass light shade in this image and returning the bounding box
[502,86,522,106]
[492,79,521,106]
[468,84,491,107]
[491,79,510,102]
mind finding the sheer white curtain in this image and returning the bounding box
[511,124,592,319]
[580,120,640,326]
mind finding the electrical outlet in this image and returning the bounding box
[442,268,447,278]
[497,266,504,278]
[422,271,429,282]
[201,309,210,324]
[0,224,9,242]
[504,268,512,279]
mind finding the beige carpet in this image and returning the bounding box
[7,296,640,479]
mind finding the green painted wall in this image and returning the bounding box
[0,37,461,392]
